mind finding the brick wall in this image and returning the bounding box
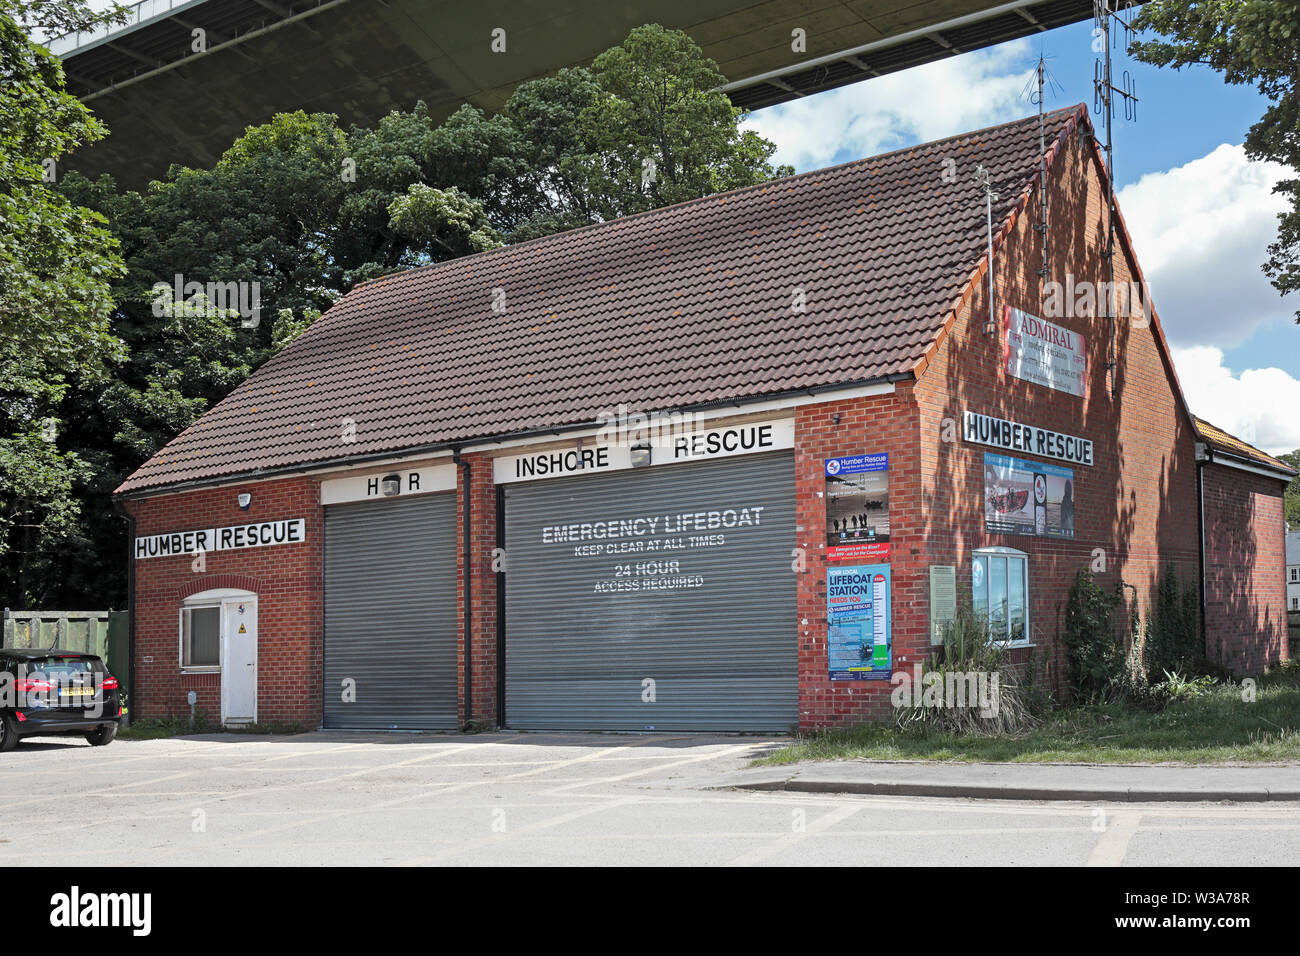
[461,452,499,725]
[911,112,1201,697]
[126,476,323,725]
[793,389,920,728]
[1202,463,1290,673]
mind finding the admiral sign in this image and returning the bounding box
[135,519,306,559]
[962,411,1093,466]
[1003,305,1087,397]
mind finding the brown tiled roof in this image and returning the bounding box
[1195,417,1297,475]
[116,105,1084,495]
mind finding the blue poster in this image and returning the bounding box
[824,453,890,560]
[827,563,891,680]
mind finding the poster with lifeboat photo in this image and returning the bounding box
[984,453,1075,538]
[1003,304,1088,398]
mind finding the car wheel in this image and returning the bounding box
[85,724,117,747]
[0,713,17,753]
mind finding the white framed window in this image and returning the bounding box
[178,588,255,672]
[180,606,221,669]
[1293,597,1299,610]
[1291,568,1298,582]
[972,547,1029,644]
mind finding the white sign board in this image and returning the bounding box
[320,464,456,505]
[494,419,794,484]
[963,411,1094,466]
[135,519,306,560]
[1003,305,1087,397]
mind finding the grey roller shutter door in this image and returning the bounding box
[323,493,458,729]
[504,451,796,732]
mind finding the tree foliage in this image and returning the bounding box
[1277,449,1300,527]
[0,0,127,606]
[1130,0,1300,320]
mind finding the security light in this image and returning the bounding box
[630,444,652,468]
[381,474,402,496]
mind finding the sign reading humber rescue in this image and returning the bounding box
[963,411,1093,466]
[1003,305,1087,397]
[134,519,306,559]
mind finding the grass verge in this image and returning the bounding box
[117,715,307,740]
[759,668,1300,766]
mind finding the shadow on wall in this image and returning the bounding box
[1201,472,1287,674]
[920,125,1199,692]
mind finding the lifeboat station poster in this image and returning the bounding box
[825,452,890,560]
[827,564,892,681]
[983,452,1075,539]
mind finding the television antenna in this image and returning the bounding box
[1022,55,1064,282]
[1094,0,1139,397]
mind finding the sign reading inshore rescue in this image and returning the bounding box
[1003,305,1087,397]
[963,411,1093,466]
[134,519,306,559]
[494,419,793,484]
[827,563,892,680]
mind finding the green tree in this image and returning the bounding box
[578,24,792,217]
[0,0,127,606]
[1130,0,1300,321]
[1278,449,1300,526]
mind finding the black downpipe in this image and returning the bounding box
[112,499,136,727]
[1196,452,1209,659]
[495,485,506,726]
[453,449,472,727]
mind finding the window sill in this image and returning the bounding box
[181,667,221,675]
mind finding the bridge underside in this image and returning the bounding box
[60,0,1093,187]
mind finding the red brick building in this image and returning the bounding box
[117,105,1295,731]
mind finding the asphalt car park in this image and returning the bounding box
[2,732,1298,866]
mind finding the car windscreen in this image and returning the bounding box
[22,657,103,679]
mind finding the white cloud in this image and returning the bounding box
[1118,144,1295,349]
[743,40,1038,172]
[1172,345,1300,455]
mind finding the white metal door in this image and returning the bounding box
[221,598,257,724]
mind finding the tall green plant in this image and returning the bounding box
[1144,563,1201,677]
[893,606,1042,735]
[1062,569,1125,701]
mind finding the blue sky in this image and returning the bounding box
[744,19,1299,454]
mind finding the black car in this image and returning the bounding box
[0,649,123,751]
